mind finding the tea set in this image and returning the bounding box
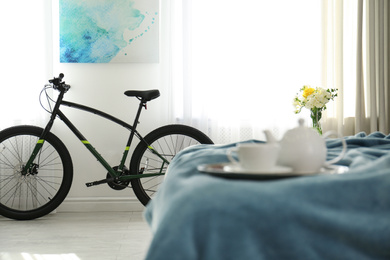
[225,119,347,175]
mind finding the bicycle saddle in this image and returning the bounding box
[124,89,160,102]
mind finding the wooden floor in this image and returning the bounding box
[0,211,152,260]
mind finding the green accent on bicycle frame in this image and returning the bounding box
[125,146,130,151]
[23,139,45,175]
[148,146,154,150]
[80,140,118,177]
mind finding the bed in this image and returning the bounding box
[143,132,390,260]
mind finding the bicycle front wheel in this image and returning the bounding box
[130,124,213,206]
[0,126,73,220]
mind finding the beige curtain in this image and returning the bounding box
[322,0,390,135]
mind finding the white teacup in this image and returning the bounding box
[226,143,279,171]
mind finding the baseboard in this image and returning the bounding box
[56,197,145,212]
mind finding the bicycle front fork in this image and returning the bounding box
[22,139,45,175]
[22,89,66,175]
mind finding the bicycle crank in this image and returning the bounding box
[106,166,131,190]
[85,166,132,190]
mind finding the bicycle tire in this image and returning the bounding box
[0,126,73,220]
[130,124,213,206]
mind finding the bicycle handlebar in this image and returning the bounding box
[49,73,71,92]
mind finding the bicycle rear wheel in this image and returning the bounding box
[0,126,73,220]
[130,124,213,206]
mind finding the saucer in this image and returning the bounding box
[223,164,292,174]
[197,163,349,181]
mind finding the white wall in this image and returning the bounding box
[1,0,168,212]
[52,64,165,212]
[50,0,169,212]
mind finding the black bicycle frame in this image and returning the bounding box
[23,88,168,181]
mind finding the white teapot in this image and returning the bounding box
[264,119,347,173]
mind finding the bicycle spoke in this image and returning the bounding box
[131,126,212,206]
[0,131,68,214]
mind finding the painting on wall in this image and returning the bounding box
[59,0,159,63]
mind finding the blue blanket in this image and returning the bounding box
[144,132,390,260]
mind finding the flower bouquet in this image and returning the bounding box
[293,86,338,135]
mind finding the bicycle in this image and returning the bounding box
[0,74,213,220]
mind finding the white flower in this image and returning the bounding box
[294,85,337,114]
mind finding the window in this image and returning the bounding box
[166,0,323,142]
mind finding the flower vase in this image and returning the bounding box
[310,108,322,135]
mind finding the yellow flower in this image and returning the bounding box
[302,86,315,98]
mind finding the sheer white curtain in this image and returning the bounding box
[0,0,52,129]
[322,0,390,135]
[161,0,323,143]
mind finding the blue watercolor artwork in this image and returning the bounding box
[60,0,159,63]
